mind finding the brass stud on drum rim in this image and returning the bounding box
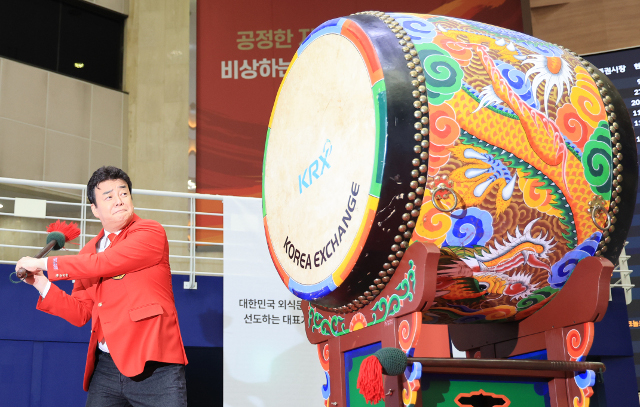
[341,10,440,312]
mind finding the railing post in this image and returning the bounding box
[184,196,198,289]
[80,187,87,248]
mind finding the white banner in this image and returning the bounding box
[223,197,324,407]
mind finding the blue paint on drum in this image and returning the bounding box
[298,18,346,55]
[288,274,338,300]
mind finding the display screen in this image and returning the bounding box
[584,46,640,391]
[583,47,640,143]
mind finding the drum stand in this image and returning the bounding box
[302,241,614,407]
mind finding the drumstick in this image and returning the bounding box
[14,220,81,280]
[356,347,606,403]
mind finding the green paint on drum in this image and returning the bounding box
[370,79,387,198]
[262,127,271,218]
[582,121,613,200]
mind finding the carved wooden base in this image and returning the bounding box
[302,243,612,407]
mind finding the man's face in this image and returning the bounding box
[90,179,134,232]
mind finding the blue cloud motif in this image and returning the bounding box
[388,13,436,44]
[321,371,330,399]
[575,369,596,389]
[495,61,540,110]
[445,207,494,248]
[548,232,601,289]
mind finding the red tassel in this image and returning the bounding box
[46,220,81,242]
[357,355,385,404]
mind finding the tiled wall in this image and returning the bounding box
[82,0,130,15]
[0,58,128,184]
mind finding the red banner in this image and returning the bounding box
[196,0,523,198]
[196,0,523,241]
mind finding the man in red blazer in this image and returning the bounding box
[16,166,188,407]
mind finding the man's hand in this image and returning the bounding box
[16,257,49,292]
[16,257,48,273]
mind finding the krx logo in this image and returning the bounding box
[298,140,332,194]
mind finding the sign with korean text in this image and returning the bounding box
[585,47,640,143]
[196,0,524,199]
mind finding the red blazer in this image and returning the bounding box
[37,214,188,391]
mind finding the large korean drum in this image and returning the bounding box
[262,12,638,322]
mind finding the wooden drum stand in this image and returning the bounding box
[303,241,613,407]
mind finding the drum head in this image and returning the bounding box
[263,18,388,305]
[265,31,376,297]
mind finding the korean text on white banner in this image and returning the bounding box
[223,196,324,407]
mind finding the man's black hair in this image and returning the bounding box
[87,166,133,206]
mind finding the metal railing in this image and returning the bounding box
[1,177,636,299]
[0,177,226,289]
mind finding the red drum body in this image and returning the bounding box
[262,12,638,323]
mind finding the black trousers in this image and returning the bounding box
[85,352,187,407]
